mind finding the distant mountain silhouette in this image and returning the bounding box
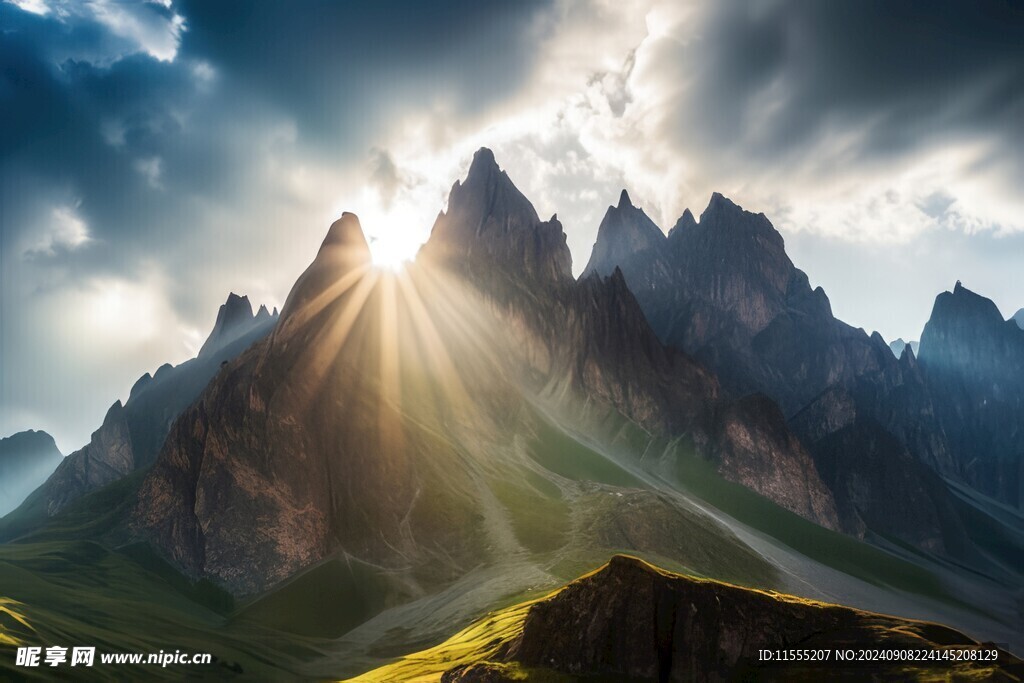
[4,293,277,529]
[919,282,1024,506]
[0,431,62,516]
[888,337,919,357]
[198,293,276,358]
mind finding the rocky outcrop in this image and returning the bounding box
[441,555,1022,682]
[0,430,62,516]
[919,282,1024,507]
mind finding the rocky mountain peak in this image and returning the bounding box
[582,189,666,278]
[697,192,785,252]
[919,282,1010,368]
[465,146,499,181]
[888,337,920,358]
[1013,307,1024,329]
[918,282,1024,506]
[421,148,571,282]
[279,212,373,325]
[666,208,696,242]
[255,304,272,322]
[199,291,271,359]
[319,212,372,258]
[220,293,253,326]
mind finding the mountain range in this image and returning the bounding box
[1,148,1020,681]
[1,293,278,536]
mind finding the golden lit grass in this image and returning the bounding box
[344,555,1012,683]
[0,598,33,647]
[343,601,534,682]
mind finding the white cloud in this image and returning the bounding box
[88,0,186,62]
[24,205,91,257]
[16,0,188,63]
[8,0,50,16]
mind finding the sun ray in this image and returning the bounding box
[292,269,380,408]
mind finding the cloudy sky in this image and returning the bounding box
[2,0,1022,450]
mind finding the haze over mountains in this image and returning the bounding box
[2,294,278,530]
[0,430,62,516]
[585,187,1023,516]
[1,149,1021,680]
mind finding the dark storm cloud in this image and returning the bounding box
[0,0,554,447]
[176,0,551,158]
[1,0,552,285]
[672,0,1024,174]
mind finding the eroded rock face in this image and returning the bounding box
[785,384,969,553]
[505,556,1020,682]
[711,395,839,529]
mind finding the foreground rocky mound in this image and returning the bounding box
[358,556,1022,682]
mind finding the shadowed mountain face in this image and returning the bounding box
[421,147,572,283]
[581,189,667,285]
[1014,309,1024,330]
[919,282,1024,506]
[3,294,278,529]
[359,555,1022,683]
[198,292,277,358]
[134,151,841,595]
[0,431,62,516]
[419,150,837,527]
[582,193,1006,552]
